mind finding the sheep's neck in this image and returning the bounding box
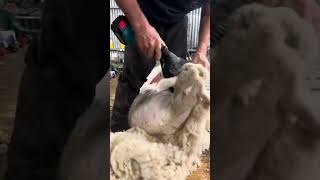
[170,92,196,117]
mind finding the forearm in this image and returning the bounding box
[115,0,149,31]
[197,3,210,54]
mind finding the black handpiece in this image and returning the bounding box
[160,47,188,78]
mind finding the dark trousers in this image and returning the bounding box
[6,0,107,179]
[111,17,188,132]
[58,73,109,180]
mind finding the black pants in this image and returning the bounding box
[111,17,188,132]
[58,73,109,180]
[6,0,107,179]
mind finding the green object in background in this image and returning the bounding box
[0,9,12,30]
[0,0,7,8]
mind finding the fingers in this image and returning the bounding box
[160,39,166,48]
[135,24,166,60]
[192,52,210,71]
[138,37,164,60]
[149,37,165,60]
[137,41,146,57]
[201,60,210,71]
[155,41,162,61]
[146,42,155,59]
[204,61,211,72]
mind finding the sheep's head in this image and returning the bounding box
[214,3,317,105]
[178,63,208,84]
[175,63,208,93]
[171,63,209,109]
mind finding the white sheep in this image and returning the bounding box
[110,63,210,180]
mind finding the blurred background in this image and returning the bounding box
[0,0,42,178]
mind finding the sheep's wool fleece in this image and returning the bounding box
[110,127,210,180]
[110,64,210,180]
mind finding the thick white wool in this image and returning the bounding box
[110,119,210,180]
[110,128,190,180]
[110,63,210,180]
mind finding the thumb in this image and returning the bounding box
[160,39,167,48]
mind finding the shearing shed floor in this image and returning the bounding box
[0,47,27,179]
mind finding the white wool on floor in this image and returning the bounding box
[110,121,210,180]
[110,63,210,180]
[110,128,190,180]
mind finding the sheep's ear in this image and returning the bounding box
[184,86,193,95]
[236,79,263,106]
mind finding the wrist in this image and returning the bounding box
[193,51,207,64]
[195,47,207,56]
[196,42,209,54]
[131,17,150,32]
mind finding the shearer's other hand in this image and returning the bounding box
[192,52,210,72]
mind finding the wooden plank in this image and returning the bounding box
[0,47,26,179]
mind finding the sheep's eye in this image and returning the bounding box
[282,22,299,49]
[285,34,299,49]
[199,71,204,77]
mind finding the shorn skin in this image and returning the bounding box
[214,3,320,180]
[110,63,210,180]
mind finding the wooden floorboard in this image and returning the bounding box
[0,47,27,179]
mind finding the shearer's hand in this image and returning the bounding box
[135,23,166,61]
[192,52,210,72]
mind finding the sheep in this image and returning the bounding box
[213,3,320,180]
[128,63,209,136]
[110,62,210,180]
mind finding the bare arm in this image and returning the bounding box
[193,3,210,70]
[115,0,165,60]
[197,3,210,55]
[115,0,148,31]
